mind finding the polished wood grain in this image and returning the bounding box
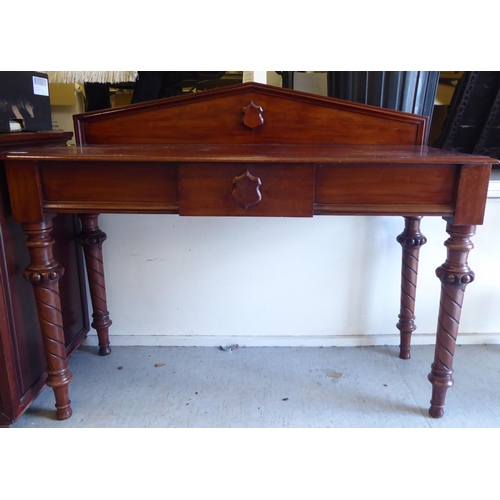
[78,214,112,356]
[3,83,498,420]
[41,161,179,211]
[241,101,265,130]
[73,82,428,146]
[22,219,72,420]
[178,163,315,217]
[430,222,476,418]
[396,217,427,359]
[232,170,262,209]
[7,143,495,163]
[5,145,492,223]
[4,160,44,222]
[0,131,88,427]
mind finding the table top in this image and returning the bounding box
[4,144,498,165]
[0,131,73,152]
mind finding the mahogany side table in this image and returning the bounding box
[3,84,498,420]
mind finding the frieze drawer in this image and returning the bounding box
[178,163,315,217]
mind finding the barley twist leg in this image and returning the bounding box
[396,216,427,359]
[78,214,112,356]
[429,222,475,418]
[23,220,73,420]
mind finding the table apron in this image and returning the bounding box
[39,161,460,217]
[6,160,487,223]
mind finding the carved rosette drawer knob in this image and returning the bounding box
[242,101,264,130]
[232,170,262,209]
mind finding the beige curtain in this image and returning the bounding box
[45,71,138,84]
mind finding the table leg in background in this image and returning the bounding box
[78,214,113,356]
[396,216,427,360]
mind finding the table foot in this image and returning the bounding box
[94,322,111,356]
[399,347,411,360]
[78,214,113,356]
[429,221,476,418]
[429,405,445,419]
[396,216,427,360]
[98,341,112,357]
[428,370,454,418]
[54,386,73,420]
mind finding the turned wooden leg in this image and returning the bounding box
[23,220,73,420]
[396,216,427,359]
[428,222,476,418]
[78,214,112,356]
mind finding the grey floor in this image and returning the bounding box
[11,344,500,428]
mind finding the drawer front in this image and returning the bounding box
[178,163,315,216]
[315,163,457,206]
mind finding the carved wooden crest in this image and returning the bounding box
[232,170,262,208]
[241,101,264,130]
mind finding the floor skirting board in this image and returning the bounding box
[81,333,500,348]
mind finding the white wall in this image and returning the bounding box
[81,190,500,348]
[69,73,500,349]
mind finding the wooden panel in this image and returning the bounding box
[178,163,315,217]
[4,160,44,223]
[0,131,72,149]
[314,163,458,206]
[75,83,428,147]
[313,203,455,217]
[41,161,179,212]
[453,164,492,225]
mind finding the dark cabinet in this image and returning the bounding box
[434,71,500,161]
[0,131,89,426]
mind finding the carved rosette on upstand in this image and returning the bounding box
[429,222,476,418]
[396,217,427,359]
[22,219,73,420]
[78,214,112,356]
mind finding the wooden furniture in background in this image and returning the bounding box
[4,83,497,421]
[0,131,89,427]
